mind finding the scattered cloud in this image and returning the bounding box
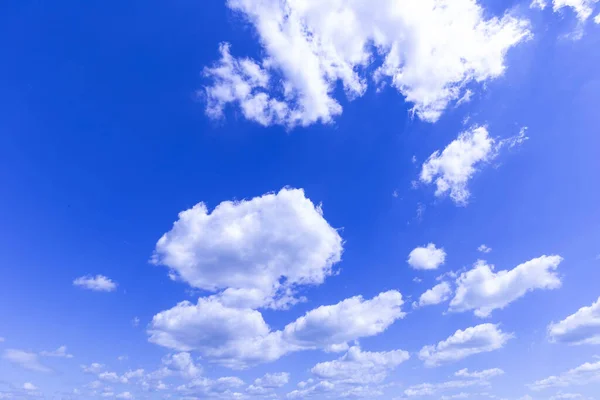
[23,383,37,391]
[449,255,563,317]
[548,296,600,345]
[531,0,548,9]
[151,188,343,310]
[530,360,600,390]
[408,244,446,270]
[595,13,600,23]
[149,290,405,368]
[254,372,290,388]
[414,282,453,308]
[73,275,117,292]
[419,323,513,367]
[82,363,105,374]
[310,346,410,385]
[203,0,530,127]
[40,345,73,358]
[549,393,584,400]
[404,380,488,397]
[478,244,492,253]
[553,0,600,21]
[3,349,51,372]
[131,317,140,328]
[454,368,505,380]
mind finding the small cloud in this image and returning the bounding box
[412,155,417,164]
[477,244,492,253]
[117,355,128,362]
[455,89,473,107]
[416,203,426,221]
[595,13,600,24]
[413,277,423,283]
[132,317,140,327]
[392,190,399,198]
[530,0,547,10]
[40,345,73,358]
[3,349,51,372]
[408,243,446,270]
[73,275,117,292]
[23,383,37,391]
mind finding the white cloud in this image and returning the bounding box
[116,392,134,399]
[3,349,51,372]
[23,383,37,391]
[531,0,548,9]
[595,13,600,23]
[161,352,202,379]
[530,360,600,390]
[548,297,600,345]
[408,244,446,270]
[176,376,245,398]
[420,126,495,205]
[454,368,505,380]
[310,346,409,385]
[254,372,290,388]
[117,355,128,362]
[552,0,600,21]
[449,255,563,317]
[286,381,336,399]
[478,244,492,253]
[149,291,405,368]
[40,345,73,358]
[550,393,584,400]
[418,323,513,367]
[205,0,530,127]
[99,371,128,384]
[73,275,117,292]
[82,363,105,374]
[415,282,453,308]
[152,188,343,310]
[131,317,140,327]
[404,380,488,397]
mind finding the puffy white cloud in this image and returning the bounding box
[478,244,492,253]
[204,0,530,126]
[161,352,202,379]
[531,0,548,9]
[415,282,453,308]
[2,349,51,372]
[40,345,73,358]
[454,368,505,380]
[548,297,600,345]
[254,372,290,388]
[149,291,405,368]
[418,323,513,367]
[73,275,117,292]
[449,255,563,317]
[310,346,409,385]
[99,371,128,384]
[152,188,342,309]
[23,383,37,391]
[82,363,105,374]
[595,13,600,23]
[420,126,495,205]
[552,0,600,21]
[286,381,335,399]
[283,291,405,348]
[530,360,600,390]
[407,244,446,270]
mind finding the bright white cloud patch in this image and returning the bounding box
[408,243,446,270]
[530,360,600,390]
[595,13,600,23]
[478,244,492,253]
[418,323,513,367]
[203,0,531,127]
[548,296,600,345]
[415,282,453,308]
[254,372,290,388]
[420,126,495,205]
[552,0,600,21]
[149,291,405,368]
[73,275,117,292]
[3,349,51,372]
[449,255,563,317]
[310,346,410,385]
[454,368,505,380]
[22,383,37,391]
[152,188,342,310]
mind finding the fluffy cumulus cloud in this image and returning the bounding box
[548,297,600,345]
[149,291,405,368]
[449,255,563,317]
[408,243,446,270]
[420,126,495,205]
[415,281,453,308]
[2,349,51,372]
[310,346,410,385]
[152,188,342,310]
[478,244,492,253]
[73,275,117,292]
[418,323,513,367]
[203,0,531,127]
[530,360,600,390]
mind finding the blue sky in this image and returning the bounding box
[1,0,600,399]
